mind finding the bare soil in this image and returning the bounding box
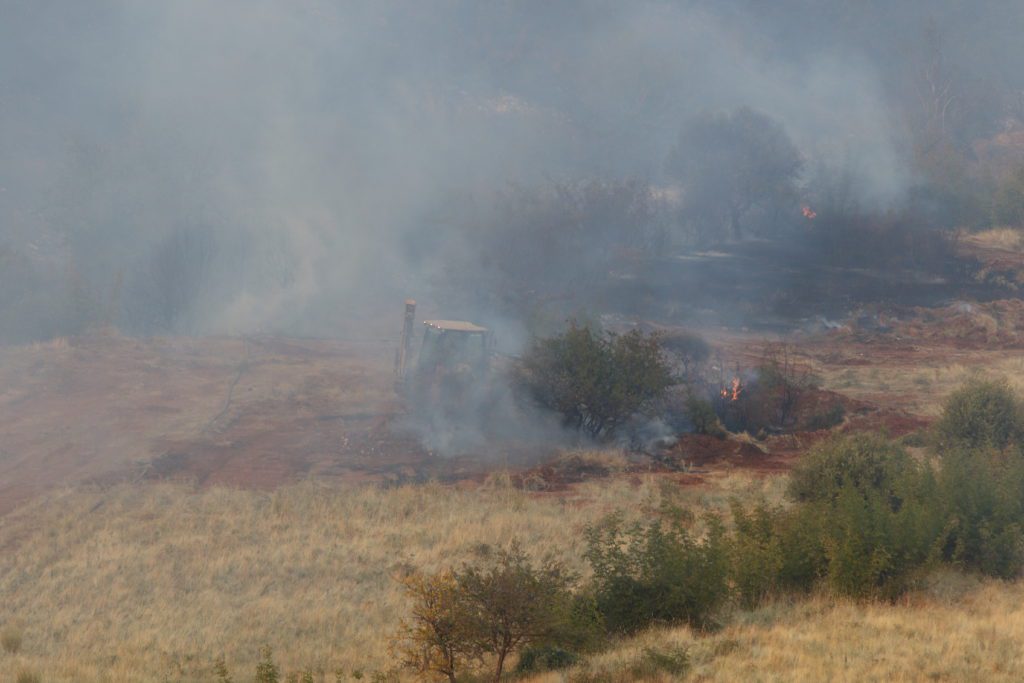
[0,295,1016,514]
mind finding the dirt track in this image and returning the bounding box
[0,332,445,514]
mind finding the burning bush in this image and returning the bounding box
[515,324,674,440]
[710,344,829,435]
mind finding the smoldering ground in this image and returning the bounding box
[7,1,1022,342]
[4,1,1024,455]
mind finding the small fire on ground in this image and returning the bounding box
[720,376,742,402]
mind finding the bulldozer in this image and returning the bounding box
[393,299,492,414]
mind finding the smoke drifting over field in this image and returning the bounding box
[3,1,1024,342]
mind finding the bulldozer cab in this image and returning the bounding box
[416,320,489,377]
[394,301,491,410]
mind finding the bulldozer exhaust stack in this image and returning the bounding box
[395,299,416,380]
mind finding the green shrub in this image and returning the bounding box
[548,592,605,654]
[400,542,578,682]
[934,378,1024,451]
[934,449,1024,577]
[515,645,580,673]
[728,500,828,606]
[806,402,845,431]
[788,433,916,506]
[584,514,729,633]
[728,502,785,608]
[516,323,675,439]
[254,645,280,683]
[1,626,22,655]
[457,543,577,681]
[819,480,942,599]
[785,433,945,598]
[772,504,829,592]
[685,393,726,437]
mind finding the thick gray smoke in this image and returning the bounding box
[2,1,1023,342]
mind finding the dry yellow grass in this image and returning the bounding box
[529,574,1024,682]
[818,353,1024,417]
[3,470,1022,682]
[965,227,1024,251]
[0,472,774,682]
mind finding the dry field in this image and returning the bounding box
[4,300,1024,681]
[532,576,1024,682]
[3,471,1024,682]
[0,471,780,682]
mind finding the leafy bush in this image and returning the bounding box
[806,403,846,431]
[457,543,576,681]
[399,543,577,682]
[788,433,916,506]
[818,480,942,598]
[516,323,674,439]
[584,514,729,633]
[728,502,784,608]
[934,378,1024,451]
[515,646,580,673]
[685,393,726,437]
[728,500,829,606]
[933,449,1024,577]
[254,645,280,683]
[397,569,470,683]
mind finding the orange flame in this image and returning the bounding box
[802,205,817,220]
[721,377,742,402]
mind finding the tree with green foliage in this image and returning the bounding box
[584,513,729,633]
[933,449,1024,577]
[399,544,579,683]
[516,323,674,439]
[934,378,1024,451]
[397,569,471,683]
[254,645,280,683]
[788,433,917,505]
[456,543,576,682]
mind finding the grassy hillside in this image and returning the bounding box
[2,471,772,681]
[3,470,1024,681]
[530,578,1024,682]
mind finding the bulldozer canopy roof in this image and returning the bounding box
[423,320,488,333]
